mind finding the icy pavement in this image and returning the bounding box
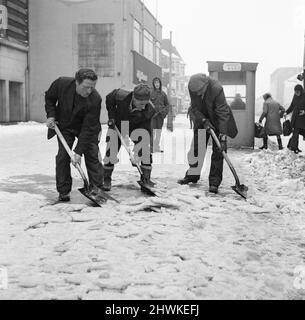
[1,116,305,300]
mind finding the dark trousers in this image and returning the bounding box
[263,135,283,149]
[104,122,152,170]
[56,129,104,194]
[289,128,301,150]
[187,129,224,187]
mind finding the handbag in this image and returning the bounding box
[254,122,265,138]
[283,119,292,136]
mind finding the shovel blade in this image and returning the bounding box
[78,188,107,207]
[137,181,157,197]
[231,184,248,200]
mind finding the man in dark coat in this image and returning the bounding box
[103,84,156,191]
[178,73,238,194]
[45,69,104,202]
[150,77,169,153]
[286,84,305,153]
[230,93,246,110]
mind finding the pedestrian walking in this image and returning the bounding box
[150,77,169,153]
[258,93,285,150]
[178,74,238,194]
[45,69,104,202]
[286,84,305,154]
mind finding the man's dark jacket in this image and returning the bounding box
[106,89,156,128]
[189,78,238,138]
[45,77,102,155]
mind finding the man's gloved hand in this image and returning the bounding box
[219,134,227,153]
[46,117,56,130]
[108,119,116,129]
[202,118,215,132]
[71,153,82,167]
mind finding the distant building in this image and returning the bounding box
[270,67,303,105]
[161,39,189,114]
[0,0,29,122]
[283,73,302,107]
[28,0,162,123]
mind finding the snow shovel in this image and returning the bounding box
[210,128,248,199]
[114,125,157,196]
[54,125,115,206]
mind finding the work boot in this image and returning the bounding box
[58,193,70,202]
[178,172,200,185]
[259,136,268,150]
[103,167,113,192]
[140,166,155,187]
[277,136,283,150]
[209,185,219,194]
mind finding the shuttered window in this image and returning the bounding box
[0,0,28,45]
[78,23,115,77]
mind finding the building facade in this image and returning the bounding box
[28,0,162,123]
[0,0,29,122]
[270,67,303,105]
[161,39,189,115]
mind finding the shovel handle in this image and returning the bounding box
[54,124,89,189]
[209,129,241,187]
[113,125,143,176]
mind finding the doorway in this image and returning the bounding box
[9,81,24,122]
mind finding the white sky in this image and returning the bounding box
[144,0,305,97]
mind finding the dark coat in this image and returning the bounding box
[259,98,285,136]
[230,98,246,110]
[45,77,102,155]
[106,89,156,132]
[189,78,238,138]
[150,78,170,129]
[286,93,305,130]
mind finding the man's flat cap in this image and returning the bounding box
[188,73,209,93]
[133,84,151,101]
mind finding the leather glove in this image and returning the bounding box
[108,119,116,129]
[71,153,82,167]
[202,119,215,132]
[219,134,227,153]
[46,117,57,130]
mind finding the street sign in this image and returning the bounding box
[223,62,242,72]
[0,5,8,30]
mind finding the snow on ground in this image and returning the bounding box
[0,115,305,300]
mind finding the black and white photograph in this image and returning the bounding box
[1,0,305,302]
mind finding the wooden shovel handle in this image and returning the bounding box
[210,129,241,187]
[54,124,89,189]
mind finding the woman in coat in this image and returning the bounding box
[150,77,169,153]
[259,93,285,150]
[286,84,305,154]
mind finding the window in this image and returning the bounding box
[223,85,247,110]
[133,19,141,53]
[143,29,154,62]
[78,24,115,77]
